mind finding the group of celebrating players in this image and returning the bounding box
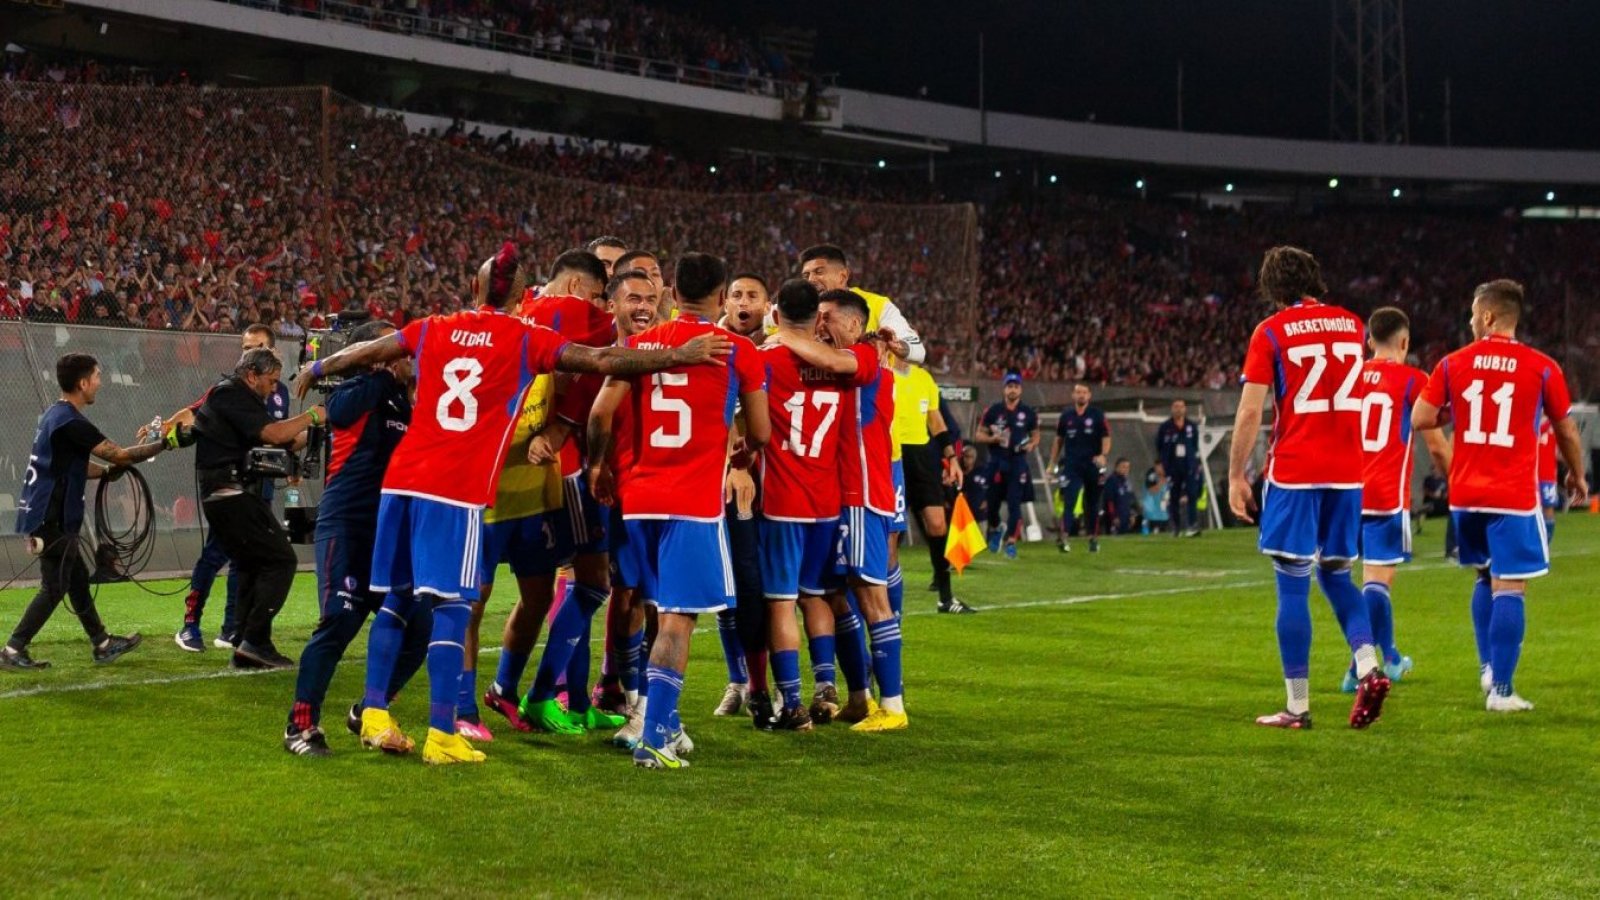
[1228,246,1587,730]
[285,237,966,769]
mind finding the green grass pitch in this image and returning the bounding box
[2,517,1598,897]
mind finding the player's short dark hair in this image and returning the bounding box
[818,288,868,323]
[549,249,608,286]
[674,252,727,303]
[614,250,658,274]
[729,272,771,295]
[1367,306,1410,346]
[1257,245,1327,306]
[1116,457,1130,466]
[774,279,820,323]
[347,320,395,345]
[800,244,848,267]
[234,347,283,380]
[606,268,654,299]
[585,235,628,253]
[56,353,98,393]
[243,323,276,347]
[1474,279,1524,324]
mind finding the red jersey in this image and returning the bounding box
[517,293,614,347]
[555,369,635,486]
[1359,359,1428,515]
[836,344,895,516]
[1241,299,1367,488]
[621,314,766,521]
[759,343,851,521]
[1538,417,1557,483]
[382,307,569,507]
[1422,334,1572,513]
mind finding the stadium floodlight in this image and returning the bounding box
[1392,187,1402,198]
[1546,190,1556,202]
[1135,179,1145,190]
[709,165,718,174]
[877,159,886,169]
[1049,175,1058,184]
[1224,183,1234,192]
[993,170,1001,178]
[1328,177,1340,188]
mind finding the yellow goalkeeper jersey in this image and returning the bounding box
[483,374,563,524]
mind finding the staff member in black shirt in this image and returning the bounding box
[1155,399,1202,537]
[192,347,324,670]
[1,354,165,670]
[1049,382,1112,553]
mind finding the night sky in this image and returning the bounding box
[682,1,1600,151]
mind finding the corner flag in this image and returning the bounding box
[945,493,988,574]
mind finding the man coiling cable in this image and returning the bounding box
[0,354,167,671]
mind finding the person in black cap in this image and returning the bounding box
[1,353,167,670]
[974,371,1039,559]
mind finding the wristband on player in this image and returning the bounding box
[934,430,954,456]
[311,360,324,379]
[308,408,321,427]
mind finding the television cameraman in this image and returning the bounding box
[0,353,165,670]
[192,347,324,669]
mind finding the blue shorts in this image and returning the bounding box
[1539,481,1559,511]
[759,518,838,600]
[562,474,609,555]
[622,518,734,613]
[1258,484,1360,563]
[833,506,892,585]
[479,512,567,585]
[1453,511,1550,580]
[314,528,380,619]
[890,461,908,534]
[609,505,647,590]
[1361,512,1412,566]
[371,494,483,601]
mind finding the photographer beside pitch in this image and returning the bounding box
[192,347,325,670]
[1,354,165,671]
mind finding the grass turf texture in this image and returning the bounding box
[2,517,1599,897]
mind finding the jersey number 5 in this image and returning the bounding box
[437,357,483,432]
[1287,343,1363,414]
[783,390,840,458]
[649,372,691,448]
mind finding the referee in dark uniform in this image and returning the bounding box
[1,354,165,670]
[1049,383,1111,553]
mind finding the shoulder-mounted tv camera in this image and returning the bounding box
[302,310,374,394]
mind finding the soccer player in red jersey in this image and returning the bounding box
[294,243,731,765]
[1229,246,1391,731]
[1346,307,1451,692]
[1412,279,1588,711]
[587,252,770,770]
[770,288,908,732]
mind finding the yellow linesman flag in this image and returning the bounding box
[945,493,988,574]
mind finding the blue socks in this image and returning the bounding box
[363,592,417,711]
[808,634,836,686]
[426,600,471,733]
[1317,565,1374,651]
[493,646,531,699]
[835,609,871,693]
[530,583,607,703]
[566,617,593,714]
[717,610,748,684]
[1273,559,1314,681]
[867,618,903,699]
[1471,573,1494,667]
[457,667,478,720]
[772,648,803,709]
[642,665,684,750]
[621,627,645,696]
[1363,581,1397,664]
[1545,518,1555,544]
[887,565,904,622]
[1488,590,1525,696]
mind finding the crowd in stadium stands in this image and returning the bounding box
[229,0,798,92]
[1,65,1595,393]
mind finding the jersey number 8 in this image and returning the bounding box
[437,357,483,432]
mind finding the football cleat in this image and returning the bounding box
[572,706,627,731]
[359,707,416,754]
[668,727,695,756]
[1383,656,1414,683]
[986,529,1003,554]
[612,699,645,748]
[850,707,909,732]
[632,743,689,770]
[93,633,143,665]
[1057,540,1071,554]
[0,645,50,670]
[836,693,878,725]
[1339,670,1359,694]
[422,728,486,765]
[773,705,815,732]
[283,726,331,757]
[520,697,585,735]
[747,691,777,731]
[808,684,841,725]
[345,703,363,736]
[213,631,239,650]
[482,684,533,733]
[713,682,749,716]
[1088,538,1100,553]
[174,626,205,653]
[1349,670,1393,729]
[455,718,494,743]
[590,681,628,716]
[938,598,978,614]
[1254,710,1313,729]
[1479,665,1494,695]
[1003,541,1018,560]
[232,640,292,670]
[1486,691,1534,713]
